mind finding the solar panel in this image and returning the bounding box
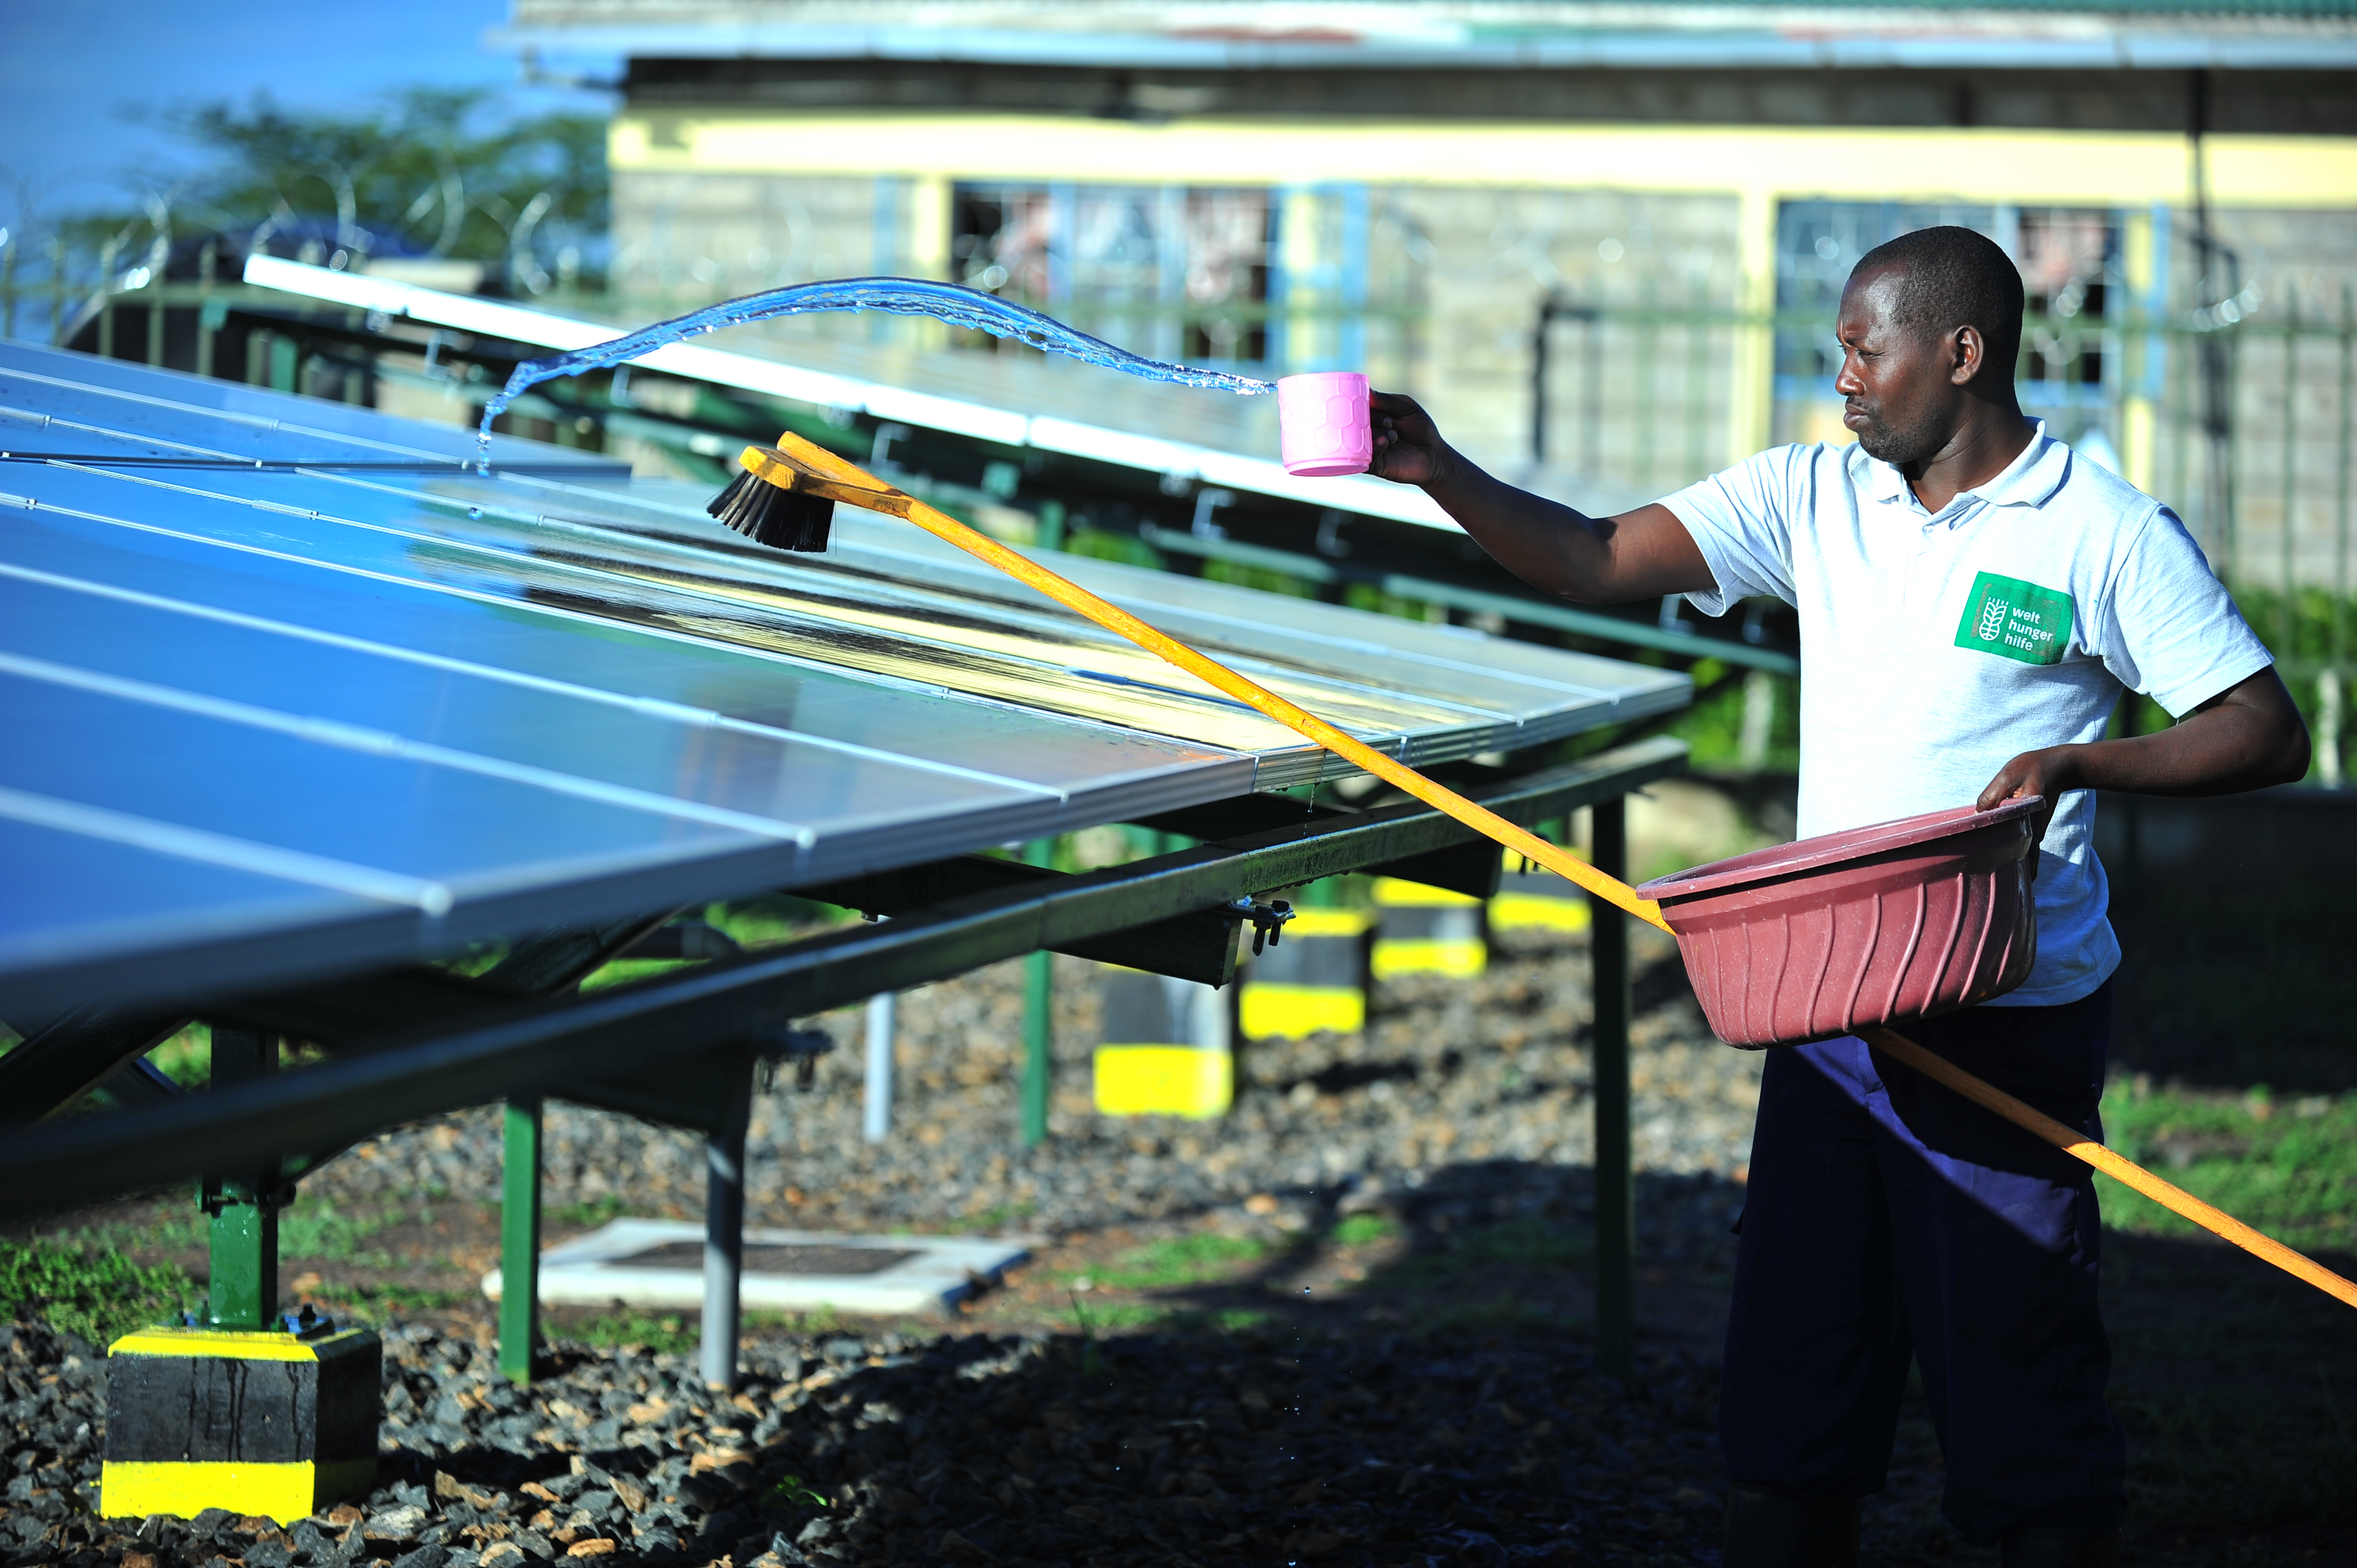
[0,341,1686,1017]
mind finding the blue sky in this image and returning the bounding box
[0,0,616,226]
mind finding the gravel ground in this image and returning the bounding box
[4,926,1780,1567]
[305,927,1762,1240]
[6,1309,1728,1568]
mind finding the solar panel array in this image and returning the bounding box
[0,343,1685,1018]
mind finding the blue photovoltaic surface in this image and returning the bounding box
[0,341,1686,1017]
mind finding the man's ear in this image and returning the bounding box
[1951,324,1984,387]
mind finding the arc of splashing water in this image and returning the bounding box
[475,276,1276,468]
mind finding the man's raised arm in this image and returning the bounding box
[1369,389,1716,605]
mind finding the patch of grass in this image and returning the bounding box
[1209,1307,1277,1334]
[554,1307,796,1354]
[549,1195,635,1230]
[334,1283,472,1317]
[1331,1213,1401,1248]
[277,1198,400,1267]
[1072,1233,1271,1293]
[577,957,697,992]
[59,1209,208,1257]
[2099,1085,2357,1256]
[557,1309,704,1354]
[145,1023,210,1087]
[1385,1216,1593,1287]
[1,1239,195,1348]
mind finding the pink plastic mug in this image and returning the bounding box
[1277,372,1373,478]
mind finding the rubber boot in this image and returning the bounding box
[1723,1484,1859,1568]
[2001,1528,2121,1568]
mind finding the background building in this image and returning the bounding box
[507,0,2357,591]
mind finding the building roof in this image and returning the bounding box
[501,0,2357,73]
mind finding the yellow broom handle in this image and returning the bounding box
[768,432,2357,1314]
[1861,1027,2357,1309]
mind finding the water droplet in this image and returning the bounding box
[467,507,481,519]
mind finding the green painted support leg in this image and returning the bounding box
[1021,838,1056,1147]
[202,1029,279,1332]
[500,1096,543,1385]
[1588,798,1636,1379]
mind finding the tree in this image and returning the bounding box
[143,86,608,291]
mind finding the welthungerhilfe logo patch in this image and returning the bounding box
[1955,571,2074,665]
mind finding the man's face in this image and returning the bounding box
[1835,265,1958,467]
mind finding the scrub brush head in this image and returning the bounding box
[707,462,837,552]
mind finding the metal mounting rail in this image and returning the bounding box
[0,737,1683,1220]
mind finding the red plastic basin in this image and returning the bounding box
[1634,797,2042,1048]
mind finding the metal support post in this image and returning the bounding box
[1588,798,1635,1378]
[701,1054,754,1391]
[202,1028,279,1332]
[498,1096,543,1384]
[863,992,896,1143]
[1021,837,1056,1147]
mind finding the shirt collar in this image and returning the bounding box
[1852,421,2067,521]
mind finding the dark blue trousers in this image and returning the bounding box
[1719,983,2126,1544]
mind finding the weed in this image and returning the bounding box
[763,1474,829,1510]
[1066,1289,1105,1374]
[0,1239,195,1348]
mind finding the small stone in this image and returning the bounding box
[391,1548,450,1568]
[367,1504,431,1541]
[608,1476,647,1513]
[564,1540,617,1558]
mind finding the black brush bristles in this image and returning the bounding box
[707,467,836,553]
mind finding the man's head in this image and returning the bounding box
[1836,226,2025,466]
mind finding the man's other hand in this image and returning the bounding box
[1975,667,2312,874]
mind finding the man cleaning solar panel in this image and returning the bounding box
[1361,226,2312,1568]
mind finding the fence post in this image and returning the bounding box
[498,1096,543,1384]
[1588,798,1635,1379]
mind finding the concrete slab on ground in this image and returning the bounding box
[481,1218,1036,1317]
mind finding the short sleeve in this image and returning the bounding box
[1659,446,1804,618]
[2094,506,2274,717]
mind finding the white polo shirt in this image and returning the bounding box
[1664,424,2272,1007]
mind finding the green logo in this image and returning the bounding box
[1954,571,2074,666]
